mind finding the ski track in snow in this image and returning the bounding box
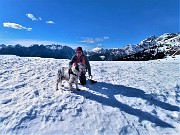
[0,55,179,135]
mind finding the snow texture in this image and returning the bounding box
[0,55,179,135]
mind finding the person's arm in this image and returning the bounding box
[85,56,91,76]
[69,55,76,68]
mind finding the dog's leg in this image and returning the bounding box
[75,78,80,91]
[56,79,59,91]
[60,78,63,88]
[69,82,72,91]
[68,77,73,91]
[56,70,61,91]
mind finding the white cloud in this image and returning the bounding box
[27,28,32,31]
[80,37,95,43]
[3,22,32,31]
[26,13,55,25]
[80,36,110,43]
[103,36,110,40]
[46,21,55,24]
[26,13,42,21]
[26,13,38,21]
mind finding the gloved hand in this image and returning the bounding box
[89,75,93,79]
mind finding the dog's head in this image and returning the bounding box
[77,63,86,73]
[72,63,86,76]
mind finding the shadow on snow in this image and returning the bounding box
[75,81,179,128]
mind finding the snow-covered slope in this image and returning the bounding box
[0,55,179,135]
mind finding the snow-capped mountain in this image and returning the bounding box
[138,33,179,50]
[87,33,180,61]
[0,33,179,60]
[0,44,75,59]
[46,44,63,50]
[123,44,137,56]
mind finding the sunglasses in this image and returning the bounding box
[77,51,82,54]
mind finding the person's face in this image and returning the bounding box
[76,51,82,57]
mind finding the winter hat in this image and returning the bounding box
[76,46,83,52]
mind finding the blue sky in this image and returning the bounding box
[0,0,179,50]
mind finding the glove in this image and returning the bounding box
[89,75,93,79]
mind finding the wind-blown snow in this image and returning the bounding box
[0,55,179,135]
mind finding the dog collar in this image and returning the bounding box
[71,72,78,76]
[69,69,78,76]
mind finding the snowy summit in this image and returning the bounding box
[0,55,179,135]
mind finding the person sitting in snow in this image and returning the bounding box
[69,46,92,85]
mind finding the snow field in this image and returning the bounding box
[0,55,179,135]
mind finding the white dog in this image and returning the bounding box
[56,63,86,91]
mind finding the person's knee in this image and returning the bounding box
[80,80,86,85]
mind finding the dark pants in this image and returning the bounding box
[79,73,86,85]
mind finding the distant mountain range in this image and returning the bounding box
[0,33,179,61]
[0,44,75,59]
[86,33,180,61]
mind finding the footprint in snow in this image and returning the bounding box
[1,99,12,104]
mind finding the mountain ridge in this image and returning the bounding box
[0,33,179,60]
